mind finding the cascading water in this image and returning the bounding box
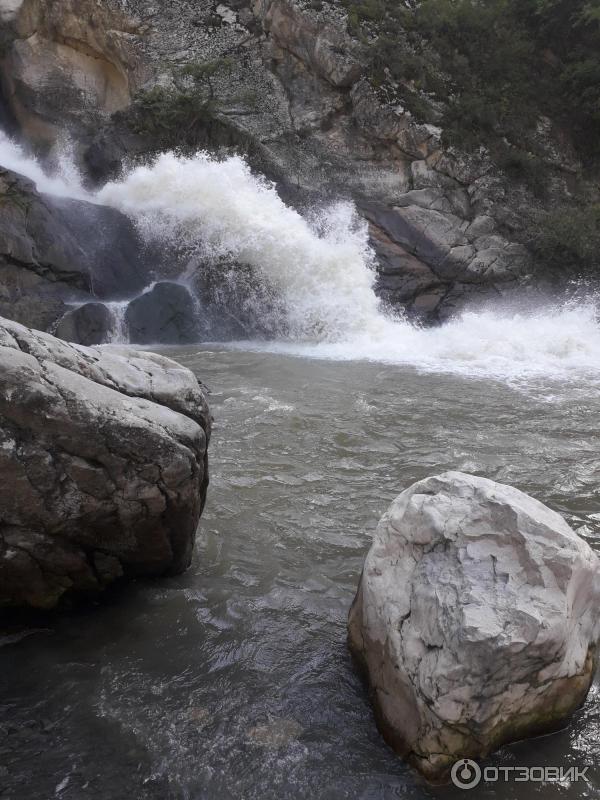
[0,131,88,200]
[97,150,600,381]
[104,300,130,343]
[97,152,381,341]
[2,133,600,381]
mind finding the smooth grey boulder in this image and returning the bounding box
[0,316,211,610]
[55,302,113,345]
[125,282,199,345]
[348,472,600,782]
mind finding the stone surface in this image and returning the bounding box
[125,282,199,344]
[0,315,211,610]
[0,0,147,149]
[54,302,113,345]
[0,166,154,332]
[257,0,360,88]
[348,472,600,781]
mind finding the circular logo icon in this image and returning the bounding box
[451,759,482,790]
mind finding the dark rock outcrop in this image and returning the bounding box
[125,282,199,344]
[348,472,600,782]
[0,315,211,610]
[0,166,154,333]
[54,302,113,345]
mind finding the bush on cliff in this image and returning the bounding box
[343,0,600,161]
[532,204,600,276]
[124,58,233,147]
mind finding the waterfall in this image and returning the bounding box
[2,133,600,381]
[0,131,88,200]
[105,301,129,344]
[97,151,382,342]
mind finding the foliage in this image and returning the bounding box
[125,59,234,145]
[495,147,548,198]
[342,0,600,163]
[180,58,233,82]
[532,204,600,274]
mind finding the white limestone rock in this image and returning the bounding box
[348,472,600,781]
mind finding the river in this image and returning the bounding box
[1,346,599,799]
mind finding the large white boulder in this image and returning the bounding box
[348,472,600,782]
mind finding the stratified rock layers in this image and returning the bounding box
[348,472,600,781]
[0,316,211,610]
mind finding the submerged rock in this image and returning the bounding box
[125,282,199,345]
[55,302,113,345]
[0,316,211,610]
[348,472,600,782]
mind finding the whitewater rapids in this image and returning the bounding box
[2,133,600,382]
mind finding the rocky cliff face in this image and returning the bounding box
[0,0,147,148]
[0,315,211,610]
[0,0,591,323]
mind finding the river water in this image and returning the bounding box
[1,345,599,800]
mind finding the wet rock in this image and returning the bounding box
[348,472,600,782]
[368,221,444,320]
[55,302,113,345]
[125,282,199,345]
[362,200,531,301]
[0,168,91,333]
[0,167,154,332]
[190,259,283,339]
[0,315,211,610]
[49,196,155,299]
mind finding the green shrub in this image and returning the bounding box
[181,57,233,82]
[126,87,216,142]
[124,58,234,145]
[344,0,600,161]
[532,204,600,274]
[496,147,547,197]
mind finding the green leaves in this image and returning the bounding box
[347,0,600,159]
[532,204,600,275]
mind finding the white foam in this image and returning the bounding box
[97,151,380,340]
[0,131,88,200]
[230,305,600,381]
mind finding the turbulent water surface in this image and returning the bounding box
[1,347,599,800]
